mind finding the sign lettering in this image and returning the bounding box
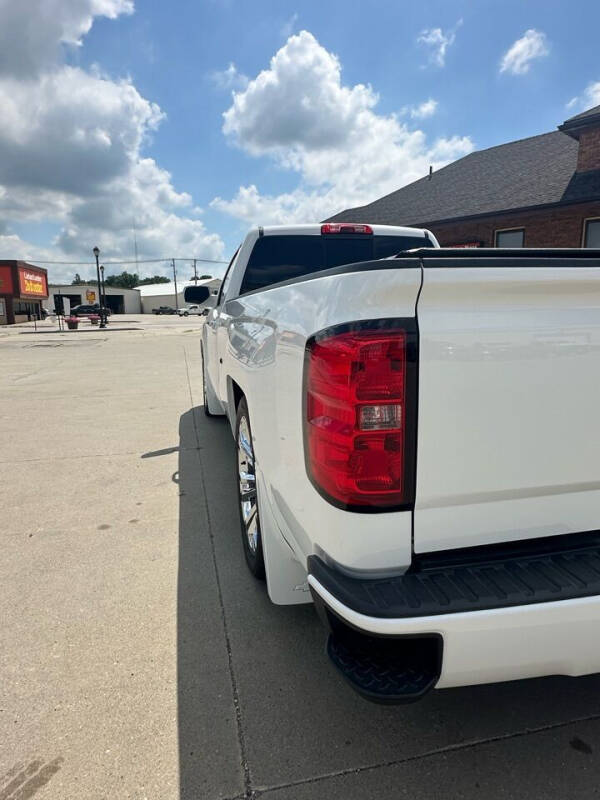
[18,267,48,298]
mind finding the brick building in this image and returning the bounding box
[327,105,600,249]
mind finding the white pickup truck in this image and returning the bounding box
[188,223,600,703]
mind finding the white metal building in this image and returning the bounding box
[138,278,221,314]
[43,284,142,314]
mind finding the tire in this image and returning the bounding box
[201,345,215,418]
[184,311,189,316]
[235,397,265,579]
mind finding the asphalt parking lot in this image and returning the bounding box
[2,315,600,799]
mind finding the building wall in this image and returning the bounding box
[0,261,48,324]
[140,291,184,313]
[43,285,141,314]
[139,279,221,313]
[577,128,600,172]
[427,200,600,248]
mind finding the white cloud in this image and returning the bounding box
[212,31,473,226]
[56,158,223,262]
[406,98,438,119]
[0,0,225,276]
[0,67,164,196]
[222,32,378,154]
[417,20,462,68]
[500,29,549,75]
[0,0,134,77]
[281,12,299,39]
[0,233,56,264]
[566,80,600,113]
[211,62,249,91]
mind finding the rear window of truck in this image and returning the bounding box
[239,234,432,295]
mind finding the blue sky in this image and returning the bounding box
[1,0,599,282]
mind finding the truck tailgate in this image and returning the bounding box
[414,263,600,553]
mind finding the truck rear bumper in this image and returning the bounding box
[309,575,600,690]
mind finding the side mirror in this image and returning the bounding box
[184,285,212,304]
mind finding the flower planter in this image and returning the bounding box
[89,315,100,325]
[66,318,79,330]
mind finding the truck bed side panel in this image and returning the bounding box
[222,266,422,574]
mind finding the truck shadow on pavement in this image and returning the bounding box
[177,405,600,800]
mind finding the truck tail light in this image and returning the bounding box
[304,321,417,511]
[321,223,373,235]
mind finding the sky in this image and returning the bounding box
[0,0,599,283]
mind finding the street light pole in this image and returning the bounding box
[93,246,106,329]
[100,265,107,326]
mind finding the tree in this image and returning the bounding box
[137,275,171,285]
[72,273,88,285]
[104,271,139,289]
[101,272,171,288]
[199,274,212,279]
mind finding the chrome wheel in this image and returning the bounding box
[238,415,258,553]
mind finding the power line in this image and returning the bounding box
[29,256,230,265]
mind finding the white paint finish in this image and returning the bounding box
[308,577,600,688]
[205,264,423,574]
[415,266,600,552]
[257,465,312,605]
[258,223,437,240]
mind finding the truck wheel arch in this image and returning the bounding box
[226,376,245,433]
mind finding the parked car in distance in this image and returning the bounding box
[70,304,112,317]
[178,305,205,316]
[152,306,177,315]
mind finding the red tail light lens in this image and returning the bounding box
[305,323,415,510]
[321,223,373,235]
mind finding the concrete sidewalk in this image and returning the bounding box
[2,327,600,799]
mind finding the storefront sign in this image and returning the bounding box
[0,265,14,294]
[446,242,483,248]
[86,290,96,303]
[18,267,48,298]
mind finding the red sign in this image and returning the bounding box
[0,265,14,294]
[18,266,48,298]
[446,242,482,248]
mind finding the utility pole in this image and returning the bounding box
[192,259,198,283]
[172,259,179,311]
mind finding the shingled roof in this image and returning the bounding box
[562,103,600,125]
[326,118,600,227]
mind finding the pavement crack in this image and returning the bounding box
[252,711,600,796]
[183,347,254,799]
